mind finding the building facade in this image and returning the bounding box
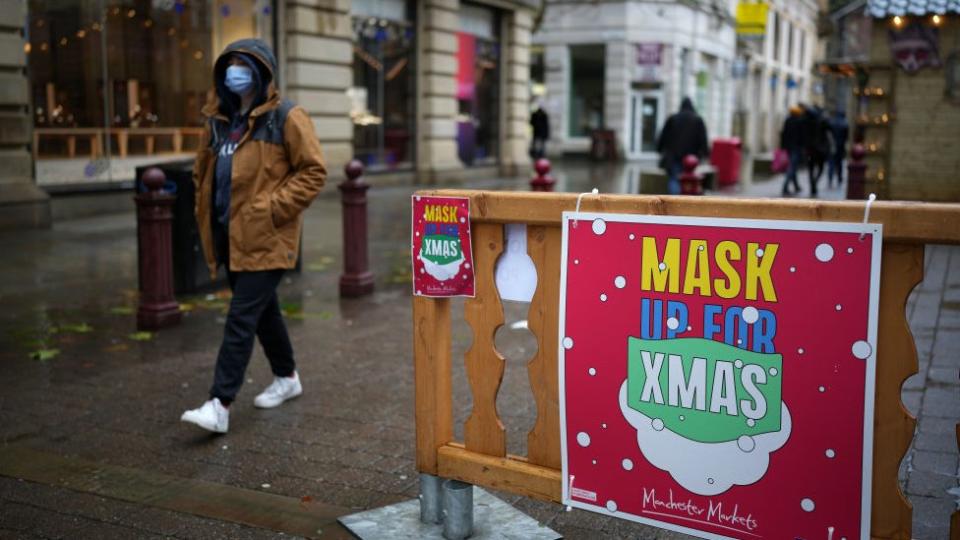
[532,0,737,160]
[1,0,536,228]
[734,0,821,155]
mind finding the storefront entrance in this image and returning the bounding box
[626,89,661,160]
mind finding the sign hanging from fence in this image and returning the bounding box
[559,212,882,540]
[411,195,475,297]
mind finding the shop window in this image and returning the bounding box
[350,0,415,171]
[568,44,605,138]
[456,3,500,167]
[27,1,275,188]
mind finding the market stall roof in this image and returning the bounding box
[867,0,960,16]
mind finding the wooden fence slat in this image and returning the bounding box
[416,190,960,245]
[525,225,562,469]
[437,444,563,503]
[413,296,453,474]
[463,222,507,457]
[871,243,924,539]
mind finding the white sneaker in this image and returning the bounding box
[253,371,303,409]
[180,398,229,433]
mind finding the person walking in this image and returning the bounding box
[803,105,830,197]
[656,97,709,195]
[827,110,849,188]
[180,39,326,433]
[779,105,805,196]
[529,103,550,159]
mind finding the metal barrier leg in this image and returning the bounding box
[442,479,474,540]
[419,473,444,524]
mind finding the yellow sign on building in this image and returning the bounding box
[736,2,768,37]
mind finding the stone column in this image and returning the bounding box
[0,0,50,230]
[284,0,354,179]
[500,8,533,176]
[416,0,461,182]
[543,44,568,154]
[604,40,629,158]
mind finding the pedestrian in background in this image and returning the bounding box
[803,105,830,197]
[529,103,550,159]
[656,97,709,195]
[181,38,326,434]
[780,105,805,196]
[827,110,849,188]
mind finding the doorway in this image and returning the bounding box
[627,90,661,160]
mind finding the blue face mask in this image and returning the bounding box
[224,65,254,95]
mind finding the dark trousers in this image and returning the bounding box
[783,149,802,194]
[209,269,295,405]
[827,152,845,186]
[807,155,824,195]
[530,137,547,159]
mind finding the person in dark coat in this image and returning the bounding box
[827,110,849,188]
[803,105,830,197]
[529,104,550,159]
[780,105,805,196]
[656,97,709,195]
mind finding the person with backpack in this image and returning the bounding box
[181,39,326,433]
[656,97,709,195]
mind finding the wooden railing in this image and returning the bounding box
[412,190,960,539]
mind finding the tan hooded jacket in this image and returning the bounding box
[193,39,326,277]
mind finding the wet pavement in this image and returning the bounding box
[0,161,955,539]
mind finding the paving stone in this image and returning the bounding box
[914,431,960,453]
[920,387,960,418]
[928,366,959,386]
[909,495,956,540]
[907,470,959,498]
[911,450,960,476]
[902,390,923,416]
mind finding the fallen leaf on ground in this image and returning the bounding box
[104,343,129,353]
[109,306,134,315]
[300,495,313,504]
[307,256,335,272]
[128,331,153,341]
[179,303,195,312]
[59,323,93,333]
[29,349,60,362]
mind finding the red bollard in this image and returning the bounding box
[530,158,556,192]
[135,168,182,330]
[846,144,867,200]
[339,160,374,297]
[680,154,703,195]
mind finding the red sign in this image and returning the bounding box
[559,213,882,540]
[411,196,475,298]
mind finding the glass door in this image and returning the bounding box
[628,90,661,160]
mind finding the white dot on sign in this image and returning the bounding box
[852,340,872,360]
[737,339,743,345]
[737,435,756,453]
[847,247,854,254]
[746,418,756,428]
[651,418,665,431]
[666,317,680,330]
[835,304,842,311]
[592,219,607,235]
[629,233,636,240]
[826,449,836,458]
[679,415,685,421]
[465,263,471,269]
[741,306,760,324]
[801,498,816,512]
[658,262,667,271]
[417,290,422,295]
[600,293,608,302]
[576,432,591,447]
[698,245,705,252]
[415,196,421,201]
[819,386,826,393]
[563,337,574,349]
[460,217,466,223]
[592,460,597,465]
[707,478,715,485]
[798,348,805,354]
[463,275,467,279]
[588,367,597,376]
[790,266,796,273]
[734,359,744,369]
[815,243,835,262]
[614,276,627,289]
[769,367,779,377]
[622,459,634,471]
[601,423,607,429]
[420,268,425,274]
[606,500,618,512]
[756,248,764,258]
[415,231,420,236]
[574,259,579,265]
[687,326,692,331]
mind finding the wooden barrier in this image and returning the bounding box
[412,190,960,538]
[34,127,204,159]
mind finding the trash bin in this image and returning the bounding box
[589,129,618,161]
[710,137,742,187]
[135,161,302,295]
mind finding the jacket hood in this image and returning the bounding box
[204,38,279,118]
[680,97,696,114]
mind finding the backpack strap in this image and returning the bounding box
[253,99,295,146]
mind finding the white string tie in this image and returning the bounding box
[573,188,599,228]
[860,193,876,241]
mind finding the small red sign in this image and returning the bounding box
[411,196,475,298]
